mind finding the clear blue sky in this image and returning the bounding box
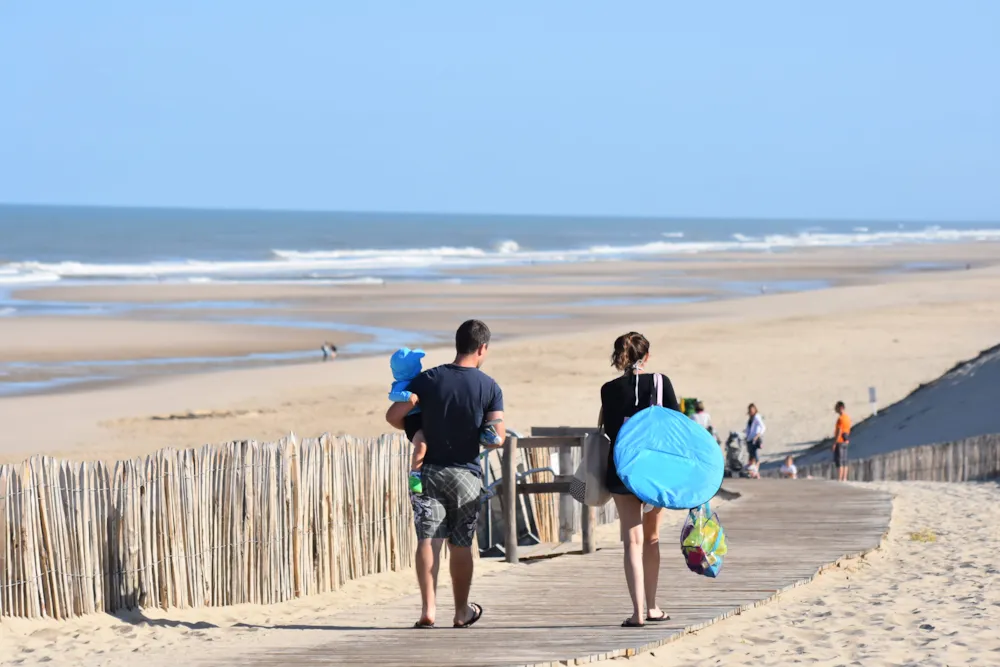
[2,1,998,220]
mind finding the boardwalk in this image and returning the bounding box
[238,480,890,667]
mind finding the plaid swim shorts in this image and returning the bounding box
[410,464,481,548]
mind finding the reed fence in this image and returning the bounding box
[0,432,598,621]
[767,433,1000,482]
[0,434,423,620]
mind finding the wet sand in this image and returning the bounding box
[1,244,999,464]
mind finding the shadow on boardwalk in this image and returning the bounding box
[230,480,891,667]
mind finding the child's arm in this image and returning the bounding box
[388,379,412,403]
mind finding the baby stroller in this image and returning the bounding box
[724,431,750,478]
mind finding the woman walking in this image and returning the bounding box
[745,403,766,466]
[599,332,681,627]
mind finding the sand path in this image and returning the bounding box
[622,481,1000,667]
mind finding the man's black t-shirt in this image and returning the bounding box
[406,364,504,474]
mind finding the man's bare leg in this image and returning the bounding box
[449,544,478,625]
[415,538,444,625]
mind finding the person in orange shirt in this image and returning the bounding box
[833,401,852,482]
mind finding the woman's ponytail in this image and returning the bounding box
[611,332,650,373]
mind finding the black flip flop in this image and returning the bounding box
[621,618,645,628]
[413,619,435,629]
[454,603,483,629]
[646,612,670,622]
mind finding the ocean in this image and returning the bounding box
[3,204,1000,286]
[2,204,999,397]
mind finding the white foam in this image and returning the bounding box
[0,307,15,317]
[495,240,521,254]
[1,226,998,284]
[0,268,61,285]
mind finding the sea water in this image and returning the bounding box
[3,204,1000,286]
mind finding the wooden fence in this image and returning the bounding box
[529,427,619,535]
[0,434,419,620]
[768,433,1000,482]
[0,430,610,620]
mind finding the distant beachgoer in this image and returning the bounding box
[600,332,679,627]
[745,403,766,465]
[321,342,337,361]
[833,401,851,482]
[780,456,798,479]
[385,320,504,629]
[691,401,712,433]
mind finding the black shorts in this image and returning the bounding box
[834,443,849,467]
[404,412,423,442]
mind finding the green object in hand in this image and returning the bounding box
[408,471,423,495]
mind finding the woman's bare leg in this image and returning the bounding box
[642,507,666,619]
[613,493,645,625]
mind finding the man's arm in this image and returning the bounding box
[484,411,506,447]
[385,394,418,430]
[483,380,506,447]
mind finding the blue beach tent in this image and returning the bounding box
[613,403,724,510]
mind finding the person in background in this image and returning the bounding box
[321,342,337,361]
[833,401,852,482]
[779,455,798,479]
[691,401,712,434]
[745,403,766,466]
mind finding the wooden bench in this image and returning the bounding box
[499,433,597,563]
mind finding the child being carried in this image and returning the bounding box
[389,347,503,495]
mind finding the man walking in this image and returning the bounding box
[833,401,851,482]
[385,319,504,629]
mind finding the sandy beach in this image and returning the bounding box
[621,481,1000,667]
[6,3,1000,661]
[2,244,1000,665]
[2,244,1000,464]
[2,482,996,667]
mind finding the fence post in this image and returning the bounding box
[502,436,519,564]
[581,506,595,554]
[558,446,574,542]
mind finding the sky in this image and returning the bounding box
[1,1,999,220]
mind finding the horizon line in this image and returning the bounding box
[2,201,999,227]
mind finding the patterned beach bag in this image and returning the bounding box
[680,501,727,578]
[569,430,612,507]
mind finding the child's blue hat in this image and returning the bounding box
[390,347,425,381]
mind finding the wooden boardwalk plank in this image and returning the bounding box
[237,480,891,667]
